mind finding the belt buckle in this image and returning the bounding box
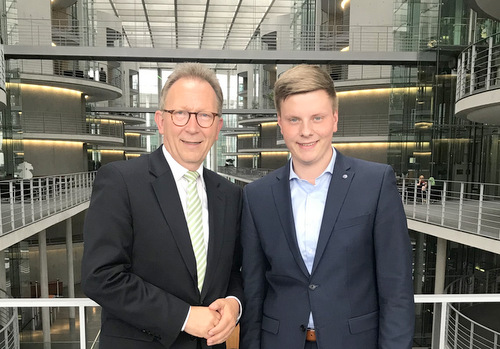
[306,329,316,342]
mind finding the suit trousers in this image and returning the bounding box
[305,341,317,349]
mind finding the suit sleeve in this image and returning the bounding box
[239,187,268,349]
[81,163,189,348]
[374,166,415,349]
[226,186,244,305]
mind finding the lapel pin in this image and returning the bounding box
[342,174,348,179]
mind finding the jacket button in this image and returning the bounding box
[300,324,306,332]
[309,284,318,290]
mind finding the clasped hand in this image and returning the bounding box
[184,298,239,345]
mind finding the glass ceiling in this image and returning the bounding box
[91,0,295,50]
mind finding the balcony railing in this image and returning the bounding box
[456,32,500,100]
[0,295,498,349]
[0,172,96,237]
[399,178,500,240]
[8,59,122,89]
[444,271,500,348]
[5,19,433,52]
[12,112,125,140]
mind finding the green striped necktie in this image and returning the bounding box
[184,171,207,292]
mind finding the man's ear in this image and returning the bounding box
[154,110,165,135]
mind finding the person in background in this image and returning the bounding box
[240,64,415,349]
[99,67,107,82]
[82,63,243,349]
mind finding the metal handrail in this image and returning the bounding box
[398,177,500,240]
[444,273,500,348]
[0,172,96,237]
[0,290,18,349]
[456,32,500,101]
[8,59,122,89]
[0,295,497,349]
[5,19,432,52]
[16,111,124,139]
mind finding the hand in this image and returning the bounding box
[184,306,221,339]
[206,298,240,345]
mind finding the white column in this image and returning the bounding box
[431,237,447,349]
[434,238,447,294]
[315,0,321,51]
[38,230,51,348]
[66,218,76,321]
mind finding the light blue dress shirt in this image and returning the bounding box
[289,147,336,328]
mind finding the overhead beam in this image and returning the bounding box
[4,45,436,65]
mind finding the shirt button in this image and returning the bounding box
[309,284,318,290]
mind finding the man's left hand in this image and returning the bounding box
[206,298,240,345]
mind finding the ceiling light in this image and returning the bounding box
[341,0,351,9]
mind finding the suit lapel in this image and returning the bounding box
[311,152,353,274]
[272,162,310,278]
[201,170,225,299]
[149,148,198,290]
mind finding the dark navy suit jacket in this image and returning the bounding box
[240,151,414,349]
[82,147,243,349]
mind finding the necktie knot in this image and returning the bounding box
[184,171,199,183]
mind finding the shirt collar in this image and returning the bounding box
[289,146,336,181]
[161,145,204,182]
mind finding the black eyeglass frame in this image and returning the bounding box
[162,109,219,128]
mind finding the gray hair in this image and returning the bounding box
[158,63,223,114]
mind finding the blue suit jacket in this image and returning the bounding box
[240,152,414,349]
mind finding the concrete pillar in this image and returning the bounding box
[0,250,6,294]
[434,237,447,294]
[38,230,51,348]
[66,218,76,322]
[315,0,321,51]
[431,237,447,349]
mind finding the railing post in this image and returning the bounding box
[487,36,493,89]
[426,182,430,222]
[439,301,448,349]
[39,178,43,218]
[413,180,417,218]
[401,176,406,203]
[470,322,474,349]
[9,182,14,231]
[30,178,35,223]
[79,305,87,349]
[470,44,476,94]
[4,325,8,349]
[441,181,447,226]
[477,184,484,235]
[45,178,50,215]
[458,182,464,230]
[20,180,25,226]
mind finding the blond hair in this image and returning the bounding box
[273,65,338,114]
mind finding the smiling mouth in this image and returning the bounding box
[182,140,202,145]
[298,141,317,147]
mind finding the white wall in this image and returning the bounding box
[348,0,394,80]
[17,0,52,74]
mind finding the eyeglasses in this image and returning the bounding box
[162,109,219,128]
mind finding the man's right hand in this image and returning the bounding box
[184,306,221,339]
